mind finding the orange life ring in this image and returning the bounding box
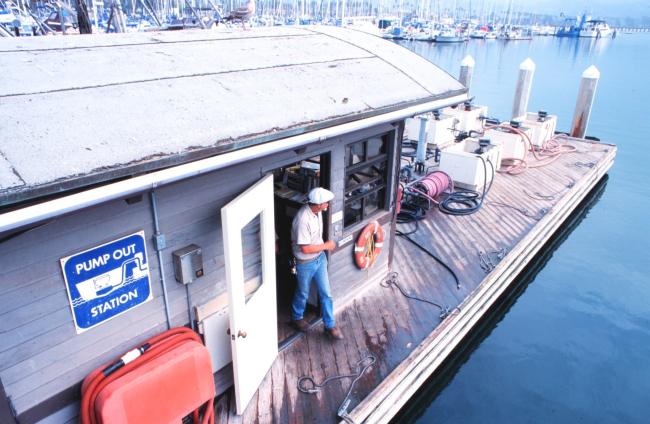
[355,221,384,269]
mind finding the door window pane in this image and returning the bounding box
[346,142,365,166]
[367,136,387,158]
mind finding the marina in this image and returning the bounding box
[2,0,647,39]
[0,12,640,424]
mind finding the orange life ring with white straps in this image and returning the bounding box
[354,221,384,269]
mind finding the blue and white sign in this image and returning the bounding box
[60,231,153,334]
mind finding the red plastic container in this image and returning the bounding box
[88,339,214,424]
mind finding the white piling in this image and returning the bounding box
[511,58,536,120]
[459,55,475,94]
[570,66,600,139]
[416,116,430,164]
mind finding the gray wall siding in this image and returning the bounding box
[0,122,399,422]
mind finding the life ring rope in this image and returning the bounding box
[355,221,384,269]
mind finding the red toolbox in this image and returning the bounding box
[81,328,215,424]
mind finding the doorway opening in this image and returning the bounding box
[269,152,331,346]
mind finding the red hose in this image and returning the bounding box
[80,327,214,424]
[480,125,577,175]
[406,171,453,204]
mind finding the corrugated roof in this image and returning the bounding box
[0,27,466,206]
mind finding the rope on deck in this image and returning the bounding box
[298,356,377,424]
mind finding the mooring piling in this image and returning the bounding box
[459,55,475,94]
[511,58,535,120]
[570,65,600,139]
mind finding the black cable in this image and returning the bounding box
[396,197,427,236]
[488,201,548,220]
[438,157,494,216]
[395,230,461,290]
[523,177,575,201]
[381,272,457,319]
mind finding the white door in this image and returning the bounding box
[222,174,278,415]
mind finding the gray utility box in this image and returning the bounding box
[172,244,203,284]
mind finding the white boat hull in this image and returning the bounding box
[579,28,612,38]
[435,35,465,43]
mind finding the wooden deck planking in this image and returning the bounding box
[351,144,616,423]
[210,138,614,423]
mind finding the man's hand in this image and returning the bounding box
[323,241,336,251]
[300,240,337,255]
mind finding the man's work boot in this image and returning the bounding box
[291,318,312,332]
[325,326,344,340]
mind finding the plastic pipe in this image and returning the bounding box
[416,116,430,164]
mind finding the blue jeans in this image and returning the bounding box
[292,251,335,329]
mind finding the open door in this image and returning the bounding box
[222,174,278,414]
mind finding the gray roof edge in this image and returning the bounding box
[0,89,467,208]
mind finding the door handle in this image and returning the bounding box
[227,328,247,338]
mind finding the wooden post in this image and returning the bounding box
[570,65,600,139]
[511,58,535,120]
[459,55,475,94]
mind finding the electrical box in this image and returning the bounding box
[406,114,456,147]
[439,138,502,191]
[484,125,533,160]
[516,112,558,147]
[426,114,457,148]
[444,104,488,133]
[172,244,203,284]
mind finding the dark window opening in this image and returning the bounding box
[344,133,390,228]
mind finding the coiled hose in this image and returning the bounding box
[438,157,494,216]
[479,125,577,175]
[80,327,214,424]
[405,171,453,205]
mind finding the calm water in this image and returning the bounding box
[391,34,650,423]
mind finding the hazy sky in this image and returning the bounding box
[460,0,648,19]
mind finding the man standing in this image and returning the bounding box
[290,187,344,340]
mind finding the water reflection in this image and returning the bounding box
[390,177,609,424]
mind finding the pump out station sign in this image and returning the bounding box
[60,231,153,334]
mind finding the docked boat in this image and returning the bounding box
[484,31,497,39]
[540,25,554,36]
[556,14,589,37]
[470,29,487,39]
[435,27,465,43]
[579,20,612,38]
[500,28,532,40]
[0,6,37,36]
[412,26,434,41]
[378,17,399,39]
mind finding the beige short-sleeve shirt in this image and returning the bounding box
[291,204,323,261]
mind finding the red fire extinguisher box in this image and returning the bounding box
[82,337,214,424]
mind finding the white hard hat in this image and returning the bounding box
[309,187,334,204]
